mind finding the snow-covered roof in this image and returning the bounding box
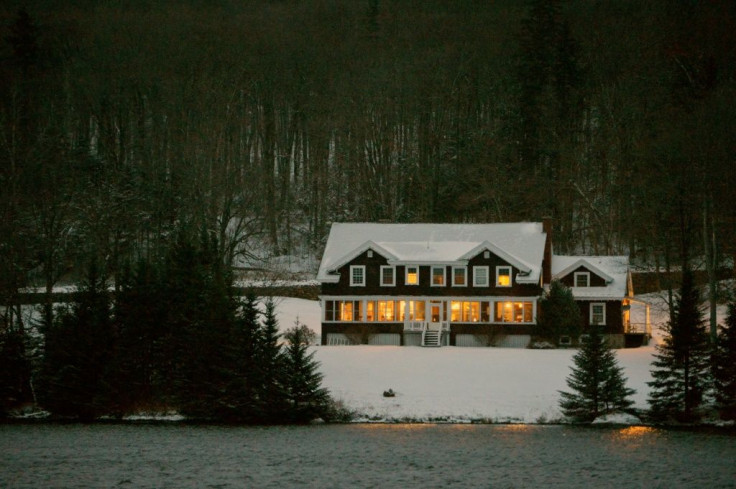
[318,222,546,284]
[551,255,631,300]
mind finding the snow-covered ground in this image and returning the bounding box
[275,292,730,423]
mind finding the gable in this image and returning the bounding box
[551,255,630,300]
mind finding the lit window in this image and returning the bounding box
[431,266,445,286]
[473,266,489,287]
[405,266,419,285]
[378,300,395,321]
[408,300,425,320]
[494,301,533,323]
[496,266,512,287]
[366,301,375,321]
[350,265,365,286]
[452,267,467,286]
[574,272,590,287]
[380,266,395,286]
[590,303,606,325]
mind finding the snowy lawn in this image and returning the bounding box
[275,292,731,423]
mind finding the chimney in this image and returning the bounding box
[542,217,553,285]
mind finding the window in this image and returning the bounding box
[452,267,467,286]
[377,300,396,321]
[451,301,482,322]
[496,266,512,287]
[380,266,395,286]
[590,303,606,325]
[431,266,446,286]
[324,300,362,321]
[405,266,419,285]
[574,272,590,287]
[367,250,373,258]
[407,300,426,321]
[494,301,534,323]
[484,251,490,258]
[350,265,365,286]
[366,301,375,321]
[559,335,572,346]
[473,266,489,287]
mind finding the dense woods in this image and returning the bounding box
[1,1,735,418]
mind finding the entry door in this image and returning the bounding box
[429,300,443,331]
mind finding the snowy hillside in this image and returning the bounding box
[275,293,729,423]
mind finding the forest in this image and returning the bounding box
[2,0,735,299]
[1,0,735,420]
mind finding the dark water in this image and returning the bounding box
[0,423,734,488]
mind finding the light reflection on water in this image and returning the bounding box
[0,423,734,489]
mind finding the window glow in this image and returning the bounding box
[406,266,419,285]
[496,266,511,287]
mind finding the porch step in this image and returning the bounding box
[423,330,441,347]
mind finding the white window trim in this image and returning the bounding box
[574,271,590,287]
[452,266,467,287]
[590,302,606,325]
[380,266,396,286]
[405,266,419,286]
[350,265,366,287]
[431,266,446,287]
[496,266,512,287]
[473,266,489,287]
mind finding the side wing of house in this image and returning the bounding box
[551,256,632,343]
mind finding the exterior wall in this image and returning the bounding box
[321,249,543,298]
[321,322,404,346]
[449,323,535,346]
[575,300,623,334]
[558,266,608,287]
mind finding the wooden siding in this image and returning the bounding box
[321,248,543,298]
[575,300,624,334]
[558,265,608,287]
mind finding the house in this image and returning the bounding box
[317,220,649,348]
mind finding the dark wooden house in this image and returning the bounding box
[317,221,648,348]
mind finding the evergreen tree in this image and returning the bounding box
[559,325,635,422]
[36,261,114,419]
[648,270,712,422]
[537,280,583,345]
[109,259,167,414]
[164,229,239,419]
[713,302,736,420]
[226,293,264,422]
[281,320,331,423]
[0,329,33,416]
[256,297,288,422]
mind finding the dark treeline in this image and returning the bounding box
[0,1,735,414]
[26,230,336,421]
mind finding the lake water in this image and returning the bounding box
[1,423,734,488]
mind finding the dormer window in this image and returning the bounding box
[496,266,512,287]
[574,271,590,287]
[473,266,489,287]
[380,266,395,286]
[405,266,419,285]
[452,266,467,286]
[350,265,365,286]
[431,266,446,286]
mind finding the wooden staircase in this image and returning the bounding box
[422,329,441,347]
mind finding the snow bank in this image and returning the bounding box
[273,296,688,424]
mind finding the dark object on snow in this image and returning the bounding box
[383,389,395,398]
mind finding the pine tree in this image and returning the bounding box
[537,280,582,345]
[281,320,330,423]
[559,325,635,422]
[257,297,288,422]
[648,269,711,422]
[713,302,736,420]
[36,261,114,420]
[0,329,33,416]
[227,293,264,422]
